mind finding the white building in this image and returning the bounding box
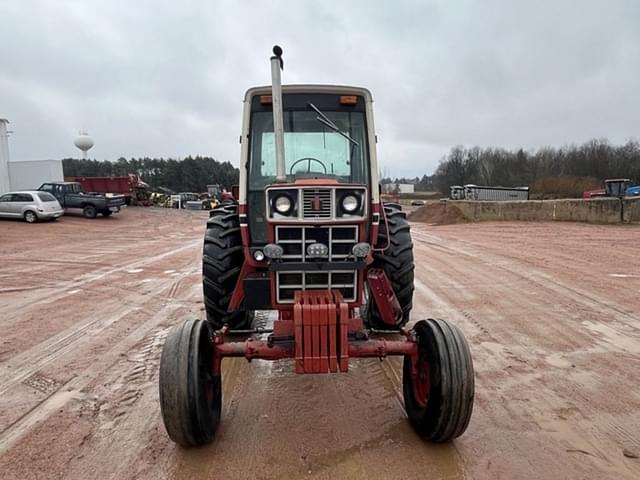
[8,160,64,190]
[381,183,415,194]
[0,118,64,193]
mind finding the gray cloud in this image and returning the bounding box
[1,0,639,177]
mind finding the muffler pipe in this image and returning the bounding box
[270,45,286,183]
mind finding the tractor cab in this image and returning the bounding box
[605,178,632,198]
[240,85,376,247]
[235,84,378,307]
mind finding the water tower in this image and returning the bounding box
[74,130,94,159]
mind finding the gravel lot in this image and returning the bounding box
[0,208,638,479]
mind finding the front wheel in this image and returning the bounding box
[24,211,38,223]
[83,205,97,219]
[403,319,474,442]
[159,319,221,447]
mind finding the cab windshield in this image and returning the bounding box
[249,108,369,189]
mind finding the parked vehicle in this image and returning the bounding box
[167,192,200,208]
[583,178,640,199]
[0,190,64,223]
[449,185,464,200]
[159,47,474,448]
[65,174,150,205]
[38,182,126,218]
[604,178,640,197]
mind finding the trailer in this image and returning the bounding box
[65,174,150,205]
[457,184,529,201]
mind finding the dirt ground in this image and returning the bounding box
[0,208,639,480]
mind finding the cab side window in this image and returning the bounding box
[0,194,12,202]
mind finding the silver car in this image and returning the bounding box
[0,190,64,223]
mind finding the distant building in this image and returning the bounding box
[0,118,64,193]
[8,160,64,190]
[381,183,415,194]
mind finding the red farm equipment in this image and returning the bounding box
[66,174,150,205]
[159,47,475,447]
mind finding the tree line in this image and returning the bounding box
[433,139,640,196]
[61,138,640,198]
[62,156,240,192]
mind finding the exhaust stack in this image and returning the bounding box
[270,45,286,182]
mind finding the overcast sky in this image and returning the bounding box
[1,0,639,177]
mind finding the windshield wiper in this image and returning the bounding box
[308,103,359,146]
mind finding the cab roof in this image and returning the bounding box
[243,84,373,103]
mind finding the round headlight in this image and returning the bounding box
[274,195,293,214]
[341,194,359,213]
[253,250,265,262]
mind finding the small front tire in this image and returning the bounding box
[159,319,221,447]
[403,319,474,442]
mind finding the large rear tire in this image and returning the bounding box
[159,319,221,447]
[202,205,252,329]
[365,204,415,329]
[403,319,474,442]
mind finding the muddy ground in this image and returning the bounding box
[0,208,639,479]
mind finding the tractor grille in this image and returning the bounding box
[302,189,332,219]
[275,225,358,303]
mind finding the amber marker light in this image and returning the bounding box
[339,95,358,105]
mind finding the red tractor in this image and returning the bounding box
[159,47,474,447]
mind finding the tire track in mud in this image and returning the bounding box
[412,229,640,360]
[0,270,194,398]
[164,348,465,480]
[410,224,640,479]
[412,229,640,331]
[0,239,201,318]
[0,276,201,455]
